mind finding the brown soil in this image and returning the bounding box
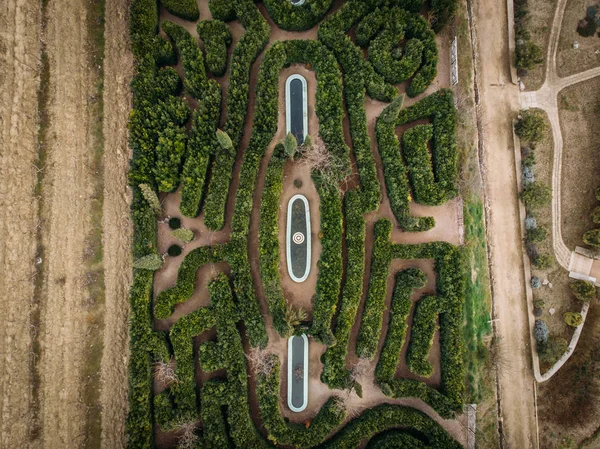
[557,0,600,78]
[0,0,42,446]
[475,0,539,446]
[558,78,600,249]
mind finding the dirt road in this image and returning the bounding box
[474,0,538,447]
[0,0,42,446]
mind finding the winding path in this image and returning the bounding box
[519,0,596,383]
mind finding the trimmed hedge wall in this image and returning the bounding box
[356,219,392,359]
[406,294,439,377]
[203,0,269,231]
[197,20,232,77]
[366,431,430,449]
[356,7,437,96]
[154,123,186,192]
[160,0,199,22]
[258,146,289,336]
[375,268,427,383]
[263,0,334,31]
[310,183,343,345]
[375,97,435,232]
[321,190,366,389]
[153,246,223,319]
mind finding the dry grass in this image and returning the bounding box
[522,0,558,90]
[557,0,600,77]
[558,77,600,249]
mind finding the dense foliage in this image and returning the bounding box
[197,20,232,76]
[263,0,334,31]
[160,0,199,21]
[406,295,439,377]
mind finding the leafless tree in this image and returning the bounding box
[300,136,347,188]
[245,348,277,377]
[153,358,178,387]
[177,421,199,449]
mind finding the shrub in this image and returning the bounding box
[263,0,334,31]
[406,295,439,377]
[365,431,429,449]
[583,228,600,247]
[356,219,392,359]
[133,253,163,270]
[520,182,551,209]
[283,131,298,159]
[538,336,567,366]
[168,217,181,229]
[154,124,187,192]
[516,41,543,70]
[526,226,547,243]
[430,0,458,32]
[215,128,233,152]
[534,319,549,349]
[564,311,583,327]
[515,109,547,143]
[533,253,553,269]
[530,277,541,289]
[167,244,183,257]
[570,280,596,302]
[197,20,232,76]
[160,0,199,21]
[139,183,162,215]
[376,269,427,383]
[591,206,600,224]
[525,216,537,230]
[172,228,194,243]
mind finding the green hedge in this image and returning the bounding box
[202,0,269,231]
[154,123,186,192]
[197,20,232,76]
[356,219,392,359]
[160,0,199,21]
[256,355,347,447]
[406,295,439,377]
[366,431,430,449]
[375,97,435,231]
[154,246,223,319]
[376,268,427,383]
[310,183,343,345]
[319,404,462,449]
[258,147,289,336]
[396,89,458,201]
[321,190,366,389]
[355,7,437,96]
[402,124,451,205]
[379,378,455,419]
[263,0,334,31]
[179,85,222,217]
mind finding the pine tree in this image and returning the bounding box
[133,253,163,270]
[283,132,298,160]
[139,183,162,215]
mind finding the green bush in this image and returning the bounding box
[160,0,199,21]
[376,269,427,383]
[258,148,289,336]
[526,225,547,243]
[532,253,553,269]
[430,0,458,32]
[365,430,429,449]
[520,182,551,209]
[154,123,187,192]
[591,206,600,224]
[564,311,583,327]
[570,279,596,302]
[321,190,366,389]
[406,295,439,377]
[133,253,163,270]
[263,0,334,31]
[584,228,600,247]
[356,219,392,359]
[168,217,181,229]
[516,41,543,70]
[355,7,437,94]
[534,319,549,350]
[197,20,232,76]
[538,335,567,366]
[172,228,194,243]
[515,109,547,143]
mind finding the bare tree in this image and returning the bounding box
[177,421,199,449]
[153,358,179,387]
[245,348,277,377]
[300,136,347,187]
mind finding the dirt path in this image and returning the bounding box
[474,0,539,446]
[37,0,100,446]
[98,0,134,446]
[0,0,42,446]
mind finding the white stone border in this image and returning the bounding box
[286,194,311,283]
[287,334,309,413]
[290,0,306,6]
[285,74,308,144]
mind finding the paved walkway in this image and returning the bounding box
[519,0,597,383]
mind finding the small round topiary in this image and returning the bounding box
[525,216,537,230]
[533,307,543,317]
[167,244,183,257]
[531,277,541,289]
[294,179,303,189]
[168,217,181,230]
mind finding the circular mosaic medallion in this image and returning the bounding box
[292,232,305,244]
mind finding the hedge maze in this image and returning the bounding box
[126,0,463,447]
